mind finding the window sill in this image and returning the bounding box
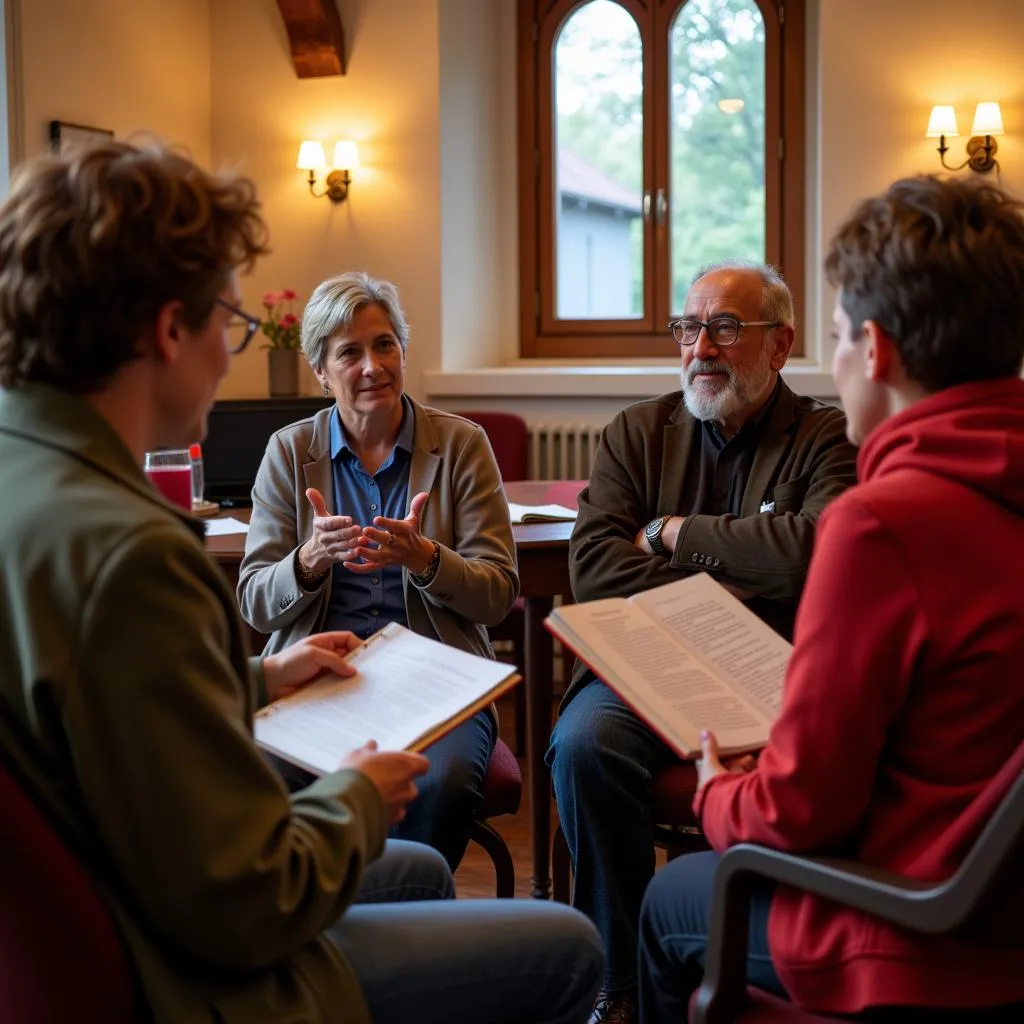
[423,361,838,400]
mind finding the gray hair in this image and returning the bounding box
[300,270,410,372]
[691,259,795,329]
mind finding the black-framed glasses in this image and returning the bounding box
[216,297,262,355]
[668,316,781,348]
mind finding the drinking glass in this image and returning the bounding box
[144,449,193,510]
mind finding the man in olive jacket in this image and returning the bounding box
[548,261,858,1024]
[0,141,602,1024]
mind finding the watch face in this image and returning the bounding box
[646,517,665,539]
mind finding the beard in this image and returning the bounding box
[680,344,775,425]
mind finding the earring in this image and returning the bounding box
[321,382,331,396]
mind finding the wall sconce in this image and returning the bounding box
[926,102,1004,174]
[296,140,360,203]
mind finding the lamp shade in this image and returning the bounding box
[332,140,360,170]
[926,105,959,138]
[296,141,328,171]
[971,102,1004,136]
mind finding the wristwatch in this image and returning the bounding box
[645,516,669,556]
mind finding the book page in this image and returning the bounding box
[254,623,516,775]
[507,501,578,523]
[548,598,771,757]
[631,573,789,718]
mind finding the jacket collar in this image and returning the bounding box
[302,396,440,516]
[658,376,800,515]
[0,383,204,537]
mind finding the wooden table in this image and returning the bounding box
[205,478,583,901]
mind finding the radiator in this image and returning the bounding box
[527,423,605,481]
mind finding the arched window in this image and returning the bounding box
[518,0,805,357]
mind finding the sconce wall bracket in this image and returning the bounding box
[306,169,352,203]
[965,134,999,174]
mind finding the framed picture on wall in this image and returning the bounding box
[49,120,114,155]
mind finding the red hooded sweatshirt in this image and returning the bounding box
[695,377,1024,1014]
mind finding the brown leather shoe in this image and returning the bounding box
[587,990,637,1024]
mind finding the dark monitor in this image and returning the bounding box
[202,396,333,505]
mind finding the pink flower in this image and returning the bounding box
[262,291,279,307]
[280,288,298,301]
[279,313,298,328]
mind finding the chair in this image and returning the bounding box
[691,738,1024,1023]
[552,761,708,902]
[462,411,530,753]
[469,737,523,897]
[0,757,140,1021]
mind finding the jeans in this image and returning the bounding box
[273,708,496,872]
[389,708,496,871]
[637,851,782,1024]
[328,839,604,1024]
[547,677,679,991]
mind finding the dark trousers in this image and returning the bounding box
[638,851,782,1024]
[547,678,680,991]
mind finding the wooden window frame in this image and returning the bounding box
[517,0,805,359]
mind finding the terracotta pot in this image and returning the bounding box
[267,349,299,397]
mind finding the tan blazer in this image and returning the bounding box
[238,399,519,660]
[0,384,389,1023]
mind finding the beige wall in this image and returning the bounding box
[15,0,210,164]
[7,0,1024,413]
[210,0,443,399]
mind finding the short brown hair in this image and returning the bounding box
[825,175,1024,393]
[0,140,270,392]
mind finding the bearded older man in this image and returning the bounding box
[547,260,858,1024]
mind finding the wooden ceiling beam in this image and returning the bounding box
[274,0,347,78]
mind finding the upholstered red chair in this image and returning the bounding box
[462,411,530,752]
[469,737,523,897]
[690,738,1024,1023]
[0,758,140,1021]
[552,761,707,902]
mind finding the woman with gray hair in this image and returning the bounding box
[238,270,519,870]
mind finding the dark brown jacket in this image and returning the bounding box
[564,380,857,706]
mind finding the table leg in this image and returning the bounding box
[524,595,555,900]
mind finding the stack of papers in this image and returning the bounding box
[508,502,578,524]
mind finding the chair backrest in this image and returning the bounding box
[0,758,139,1020]
[461,411,529,482]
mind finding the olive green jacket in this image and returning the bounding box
[0,385,387,1023]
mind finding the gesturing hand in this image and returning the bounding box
[343,490,435,575]
[299,487,367,575]
[695,730,757,791]
[262,631,363,703]
[340,740,430,824]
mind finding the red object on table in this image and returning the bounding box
[145,465,192,510]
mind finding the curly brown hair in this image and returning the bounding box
[0,140,270,392]
[825,174,1024,393]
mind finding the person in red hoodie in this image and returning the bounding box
[637,173,1024,1022]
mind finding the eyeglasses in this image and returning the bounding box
[668,316,781,348]
[216,297,262,355]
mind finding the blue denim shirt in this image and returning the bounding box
[323,397,415,639]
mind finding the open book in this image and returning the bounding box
[507,501,578,523]
[254,622,520,776]
[545,574,789,758]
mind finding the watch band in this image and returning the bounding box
[409,540,441,586]
[645,516,668,556]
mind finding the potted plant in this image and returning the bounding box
[261,289,302,396]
